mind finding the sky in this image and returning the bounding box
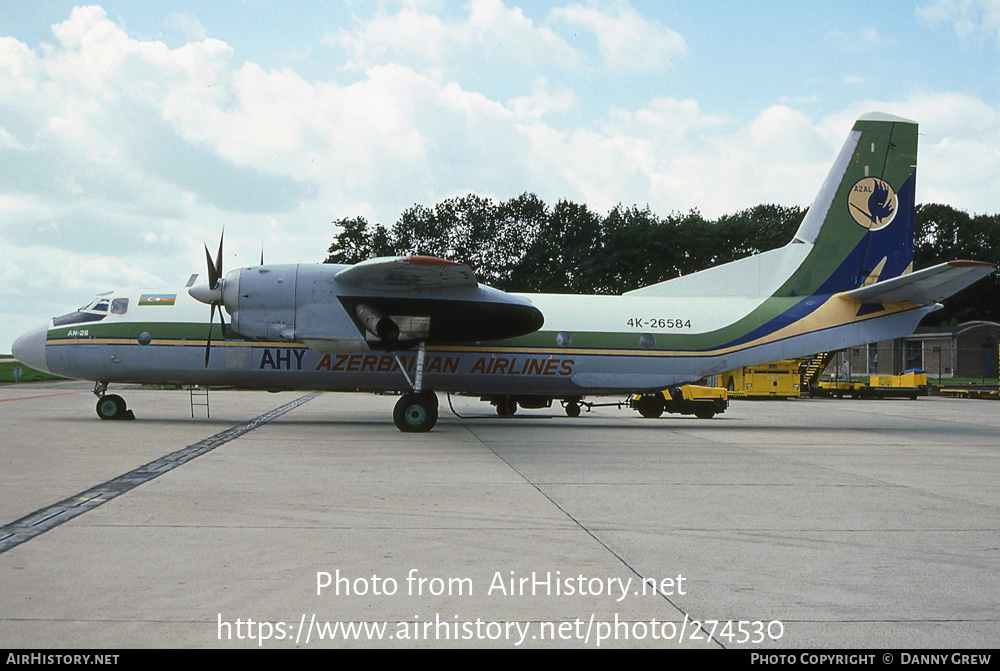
[2,0,999,353]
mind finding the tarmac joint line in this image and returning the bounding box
[0,392,320,555]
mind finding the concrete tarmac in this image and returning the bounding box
[1,381,997,649]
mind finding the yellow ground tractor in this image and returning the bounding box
[869,370,928,398]
[940,388,1000,399]
[631,385,729,419]
[719,360,804,398]
[815,369,928,399]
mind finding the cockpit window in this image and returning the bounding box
[53,295,123,326]
[53,310,108,326]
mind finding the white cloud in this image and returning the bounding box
[3,3,1000,355]
[329,5,452,68]
[823,27,891,51]
[0,6,536,322]
[515,100,833,218]
[466,0,578,65]
[517,121,658,214]
[507,78,575,120]
[550,1,686,71]
[327,0,579,71]
[918,0,1000,46]
[892,92,1000,211]
[613,97,727,144]
[164,12,207,43]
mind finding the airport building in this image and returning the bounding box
[838,321,1000,380]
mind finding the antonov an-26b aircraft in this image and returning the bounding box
[12,113,996,431]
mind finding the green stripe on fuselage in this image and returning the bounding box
[47,321,235,343]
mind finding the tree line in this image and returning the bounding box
[325,194,1000,326]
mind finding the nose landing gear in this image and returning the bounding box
[93,382,135,420]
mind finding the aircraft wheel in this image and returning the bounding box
[426,391,440,409]
[565,401,581,418]
[96,394,127,420]
[394,393,438,433]
[635,394,664,418]
[496,395,518,417]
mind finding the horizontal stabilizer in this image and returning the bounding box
[844,261,996,305]
[335,255,478,291]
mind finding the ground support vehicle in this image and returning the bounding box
[631,385,729,419]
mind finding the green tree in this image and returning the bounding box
[429,194,506,286]
[492,193,547,290]
[324,197,997,327]
[511,199,604,293]
[387,193,545,288]
[391,203,447,259]
[591,204,661,293]
[325,216,384,264]
[715,204,805,263]
[915,204,1000,325]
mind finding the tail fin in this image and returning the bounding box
[625,113,918,301]
[782,112,917,297]
[620,113,992,371]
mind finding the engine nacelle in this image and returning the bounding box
[223,266,295,341]
[219,262,543,353]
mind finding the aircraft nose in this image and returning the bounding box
[11,325,50,374]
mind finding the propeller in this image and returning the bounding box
[190,230,227,367]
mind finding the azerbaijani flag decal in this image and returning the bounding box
[139,293,177,306]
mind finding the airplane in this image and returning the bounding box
[11,112,996,432]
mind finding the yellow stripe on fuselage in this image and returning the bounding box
[44,295,916,359]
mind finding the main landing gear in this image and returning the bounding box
[93,382,135,420]
[391,343,438,433]
[393,391,438,433]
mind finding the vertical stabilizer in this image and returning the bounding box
[782,112,917,297]
[626,113,918,302]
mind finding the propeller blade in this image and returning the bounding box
[205,303,216,367]
[204,244,219,289]
[214,228,224,285]
[203,228,226,367]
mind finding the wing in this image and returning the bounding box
[329,256,542,346]
[335,256,477,291]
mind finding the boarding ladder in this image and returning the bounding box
[190,386,210,418]
[799,352,836,396]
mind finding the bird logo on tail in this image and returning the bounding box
[848,177,897,230]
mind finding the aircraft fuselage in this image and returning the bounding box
[19,277,934,397]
